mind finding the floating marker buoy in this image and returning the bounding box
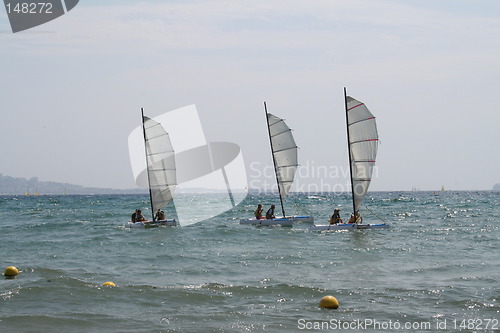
[319,295,339,309]
[4,266,19,277]
[102,281,116,287]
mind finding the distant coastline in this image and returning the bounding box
[0,174,146,195]
[2,174,498,195]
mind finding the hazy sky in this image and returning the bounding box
[1,0,499,191]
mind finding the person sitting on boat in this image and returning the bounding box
[254,204,264,219]
[265,205,276,219]
[155,209,165,221]
[329,208,343,224]
[131,209,138,222]
[133,209,146,222]
[348,211,363,224]
[355,211,363,223]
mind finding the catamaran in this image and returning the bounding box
[310,89,388,231]
[126,109,178,228]
[240,102,313,227]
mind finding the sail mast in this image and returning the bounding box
[141,108,155,221]
[344,88,356,219]
[264,101,286,218]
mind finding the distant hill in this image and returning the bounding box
[0,174,146,195]
[494,183,500,191]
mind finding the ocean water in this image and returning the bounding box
[0,191,498,332]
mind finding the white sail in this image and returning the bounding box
[267,113,298,199]
[143,116,176,214]
[346,96,379,211]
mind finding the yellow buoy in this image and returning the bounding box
[102,281,116,287]
[319,295,339,309]
[4,266,19,277]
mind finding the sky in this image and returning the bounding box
[1,0,499,192]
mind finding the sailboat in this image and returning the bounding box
[125,109,178,228]
[310,88,388,231]
[240,102,313,227]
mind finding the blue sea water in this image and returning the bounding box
[0,191,498,332]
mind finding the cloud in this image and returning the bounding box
[4,0,497,83]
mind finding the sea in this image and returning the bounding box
[0,191,498,332]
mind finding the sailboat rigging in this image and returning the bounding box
[310,88,387,231]
[126,109,178,228]
[240,102,313,226]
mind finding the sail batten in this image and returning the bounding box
[348,103,364,110]
[349,117,376,126]
[350,139,379,145]
[145,133,167,141]
[147,152,174,157]
[272,147,297,154]
[274,163,298,168]
[271,129,293,137]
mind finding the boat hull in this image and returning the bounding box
[240,218,293,227]
[240,215,313,227]
[125,219,178,228]
[309,223,388,231]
